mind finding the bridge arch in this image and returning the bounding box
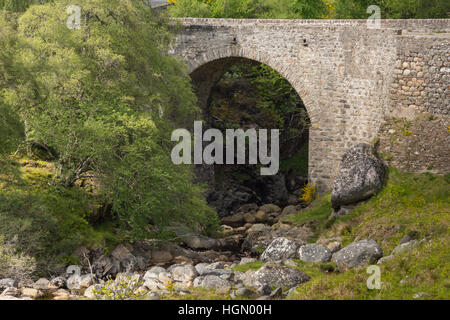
[186,49,326,191]
[175,19,402,191]
[186,47,318,125]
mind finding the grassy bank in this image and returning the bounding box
[0,156,117,279]
[281,168,449,299]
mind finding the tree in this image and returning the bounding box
[0,12,24,155]
[168,0,329,19]
[2,0,219,239]
[334,0,449,19]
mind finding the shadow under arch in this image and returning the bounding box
[187,54,318,196]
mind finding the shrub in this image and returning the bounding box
[300,183,316,205]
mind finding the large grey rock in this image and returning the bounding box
[143,266,167,281]
[49,277,66,289]
[33,278,50,290]
[332,239,383,270]
[181,234,217,250]
[1,287,19,297]
[331,143,386,209]
[298,244,332,263]
[193,275,231,290]
[252,265,310,289]
[260,237,298,262]
[170,265,198,282]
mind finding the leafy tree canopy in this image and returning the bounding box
[0,0,219,239]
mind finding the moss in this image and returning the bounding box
[232,260,265,273]
[0,156,115,278]
[286,168,450,300]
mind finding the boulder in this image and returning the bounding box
[111,244,135,270]
[181,234,217,250]
[221,212,245,228]
[193,275,231,290]
[143,278,166,291]
[143,266,167,281]
[297,244,332,263]
[332,239,383,271]
[327,242,342,254]
[260,237,298,262]
[252,265,310,289]
[254,210,269,223]
[49,277,66,289]
[151,250,173,264]
[243,212,256,224]
[259,204,281,214]
[331,143,386,209]
[170,265,198,282]
[33,278,50,290]
[236,203,259,213]
[21,288,43,299]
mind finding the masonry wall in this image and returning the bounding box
[173,19,449,192]
[389,35,450,117]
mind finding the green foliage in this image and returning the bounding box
[1,0,219,240]
[0,12,24,155]
[169,0,449,19]
[91,276,145,300]
[169,0,329,19]
[0,0,53,12]
[334,0,449,19]
[0,157,104,278]
[281,168,450,300]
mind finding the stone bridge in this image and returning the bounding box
[173,18,450,192]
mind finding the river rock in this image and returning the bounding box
[1,287,19,297]
[21,288,43,299]
[253,265,310,289]
[0,278,17,291]
[49,277,66,289]
[221,212,245,228]
[33,278,50,290]
[170,265,198,282]
[143,266,167,280]
[298,244,332,263]
[260,237,298,262]
[332,239,383,270]
[181,234,217,250]
[331,143,386,209]
[193,275,232,290]
[259,204,281,214]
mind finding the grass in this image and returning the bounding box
[232,260,265,273]
[0,156,117,279]
[283,167,449,300]
[281,192,333,242]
